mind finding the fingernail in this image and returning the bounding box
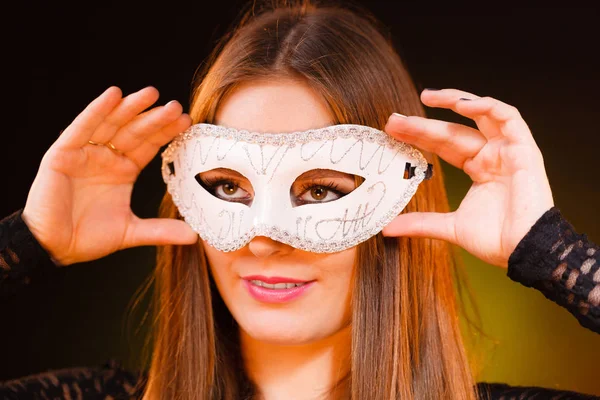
[392,112,407,118]
[459,98,472,101]
[166,100,179,107]
[423,88,440,91]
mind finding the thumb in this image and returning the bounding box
[123,216,199,248]
[381,211,457,244]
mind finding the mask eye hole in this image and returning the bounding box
[403,162,415,179]
[195,168,254,206]
[167,161,176,176]
[404,162,433,180]
[290,169,363,208]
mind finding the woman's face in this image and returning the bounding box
[202,78,356,345]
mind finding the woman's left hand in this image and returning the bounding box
[382,88,555,269]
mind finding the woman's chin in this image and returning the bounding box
[238,315,324,345]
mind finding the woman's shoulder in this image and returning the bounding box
[476,381,600,399]
[0,359,148,398]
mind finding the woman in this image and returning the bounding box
[1,1,599,399]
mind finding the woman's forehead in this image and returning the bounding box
[214,79,334,134]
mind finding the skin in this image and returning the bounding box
[22,86,198,266]
[21,83,555,270]
[383,90,554,268]
[21,78,555,399]
[206,79,355,399]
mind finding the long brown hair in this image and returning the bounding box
[136,1,487,398]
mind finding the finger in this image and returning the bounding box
[454,97,534,144]
[420,88,481,112]
[125,113,192,169]
[420,88,506,141]
[146,113,192,148]
[385,113,486,170]
[382,211,457,245]
[107,100,183,155]
[421,89,533,143]
[54,86,123,149]
[123,216,198,248]
[89,86,160,144]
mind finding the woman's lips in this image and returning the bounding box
[241,275,310,284]
[242,278,316,303]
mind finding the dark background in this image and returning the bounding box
[2,1,600,394]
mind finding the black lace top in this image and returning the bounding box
[0,206,599,399]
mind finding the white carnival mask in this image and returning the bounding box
[161,123,433,253]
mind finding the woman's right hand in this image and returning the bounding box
[22,86,198,266]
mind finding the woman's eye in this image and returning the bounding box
[195,170,254,206]
[215,181,249,200]
[298,186,341,203]
[219,182,238,196]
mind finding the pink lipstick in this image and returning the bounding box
[242,275,315,303]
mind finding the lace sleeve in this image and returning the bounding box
[507,206,600,334]
[476,381,599,399]
[0,359,147,398]
[0,208,61,297]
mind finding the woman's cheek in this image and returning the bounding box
[318,248,356,318]
[202,241,238,294]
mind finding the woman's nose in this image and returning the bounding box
[247,236,293,258]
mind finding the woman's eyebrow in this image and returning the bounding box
[295,169,355,181]
[204,168,247,179]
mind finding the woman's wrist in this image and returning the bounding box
[19,208,64,267]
